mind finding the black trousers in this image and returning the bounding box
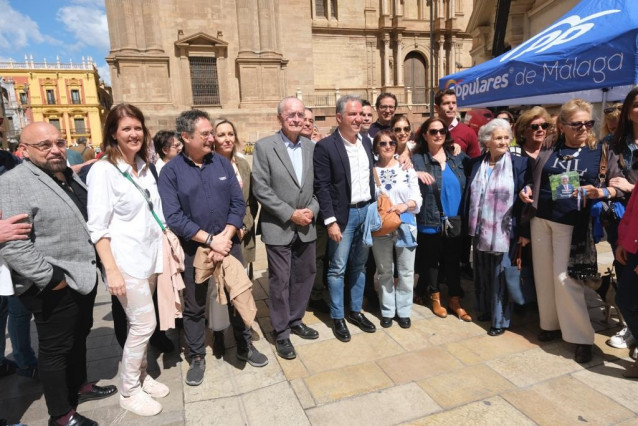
[616,252,638,344]
[182,244,251,358]
[415,233,464,298]
[19,283,97,417]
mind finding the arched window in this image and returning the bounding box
[404,52,427,104]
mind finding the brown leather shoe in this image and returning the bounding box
[430,292,448,318]
[448,296,472,322]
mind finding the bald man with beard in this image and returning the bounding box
[0,122,116,426]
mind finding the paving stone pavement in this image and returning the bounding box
[2,242,638,425]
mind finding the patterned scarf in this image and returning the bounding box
[467,152,515,253]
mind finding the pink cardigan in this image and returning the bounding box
[618,185,638,254]
[157,231,185,330]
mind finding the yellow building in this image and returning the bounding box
[0,56,112,148]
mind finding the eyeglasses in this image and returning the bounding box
[427,128,447,136]
[604,106,622,114]
[378,141,396,147]
[171,142,183,149]
[142,188,154,211]
[284,112,305,120]
[393,126,411,133]
[197,131,214,139]
[529,123,550,131]
[378,105,396,111]
[23,139,67,152]
[562,120,595,130]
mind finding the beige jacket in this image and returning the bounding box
[193,246,257,327]
[157,230,185,330]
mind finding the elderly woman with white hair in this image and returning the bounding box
[463,118,531,336]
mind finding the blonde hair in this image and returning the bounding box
[601,102,622,139]
[514,106,551,147]
[558,98,597,148]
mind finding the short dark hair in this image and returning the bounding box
[361,99,372,108]
[153,130,176,160]
[176,110,210,142]
[372,130,397,155]
[375,92,398,109]
[434,89,456,107]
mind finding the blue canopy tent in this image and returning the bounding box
[439,0,638,107]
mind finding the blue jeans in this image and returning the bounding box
[371,232,416,318]
[326,206,370,319]
[0,295,37,368]
[616,251,638,343]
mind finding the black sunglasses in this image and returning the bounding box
[393,126,411,133]
[604,106,622,114]
[529,123,550,131]
[563,120,595,130]
[427,128,447,136]
[378,141,397,147]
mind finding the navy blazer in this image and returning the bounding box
[313,131,375,230]
[462,152,531,252]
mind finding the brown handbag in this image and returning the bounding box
[371,167,401,237]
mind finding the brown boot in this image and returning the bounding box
[623,360,638,379]
[449,296,472,322]
[430,292,448,318]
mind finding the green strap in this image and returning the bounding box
[115,164,166,232]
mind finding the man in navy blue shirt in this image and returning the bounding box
[158,110,268,387]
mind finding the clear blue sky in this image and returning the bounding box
[0,0,111,84]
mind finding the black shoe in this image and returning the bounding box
[575,344,593,363]
[332,319,351,342]
[291,323,319,340]
[380,317,393,328]
[49,412,97,426]
[308,298,330,313]
[237,344,269,367]
[77,384,117,403]
[149,331,175,353]
[397,317,411,329]
[213,331,225,359]
[346,312,376,333]
[275,338,296,360]
[488,327,506,336]
[538,329,561,342]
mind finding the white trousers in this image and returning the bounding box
[530,218,594,344]
[117,273,157,396]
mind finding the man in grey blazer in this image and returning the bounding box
[252,97,320,360]
[0,122,115,426]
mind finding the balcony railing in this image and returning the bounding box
[298,87,433,109]
[70,128,90,136]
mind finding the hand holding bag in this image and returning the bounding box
[431,180,462,238]
[504,244,525,305]
[371,167,401,237]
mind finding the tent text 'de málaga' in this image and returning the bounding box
[439,0,638,107]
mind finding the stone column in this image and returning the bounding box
[438,35,445,80]
[450,36,457,73]
[395,33,403,86]
[381,0,389,16]
[142,0,162,52]
[106,0,137,52]
[236,0,260,54]
[258,0,279,54]
[383,33,391,87]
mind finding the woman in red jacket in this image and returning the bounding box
[616,182,638,378]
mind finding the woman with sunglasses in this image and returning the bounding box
[370,130,422,328]
[391,115,415,155]
[87,104,168,416]
[465,119,530,336]
[520,98,624,363]
[153,130,182,174]
[413,118,471,321]
[513,106,552,160]
[605,88,638,351]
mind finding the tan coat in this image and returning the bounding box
[157,230,186,330]
[193,246,257,327]
[236,155,258,264]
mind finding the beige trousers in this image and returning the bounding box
[117,273,157,396]
[530,218,594,344]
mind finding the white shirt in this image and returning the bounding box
[0,257,13,296]
[87,157,164,279]
[341,131,371,204]
[155,157,166,174]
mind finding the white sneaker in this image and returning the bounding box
[120,389,162,416]
[142,375,170,398]
[608,327,635,349]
